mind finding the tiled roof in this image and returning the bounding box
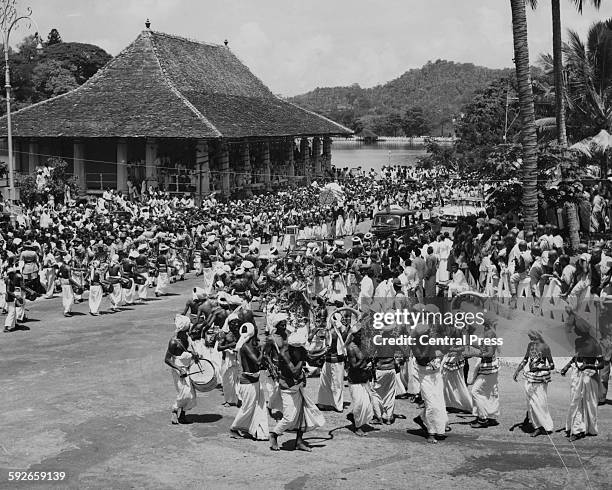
[0,30,351,139]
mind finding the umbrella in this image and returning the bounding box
[319,182,345,206]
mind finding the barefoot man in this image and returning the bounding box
[270,328,325,451]
[164,315,198,424]
[230,322,269,440]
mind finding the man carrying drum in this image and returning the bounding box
[165,315,199,425]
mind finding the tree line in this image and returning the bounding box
[0,28,112,115]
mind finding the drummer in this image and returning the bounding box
[164,315,200,425]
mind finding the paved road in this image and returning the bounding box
[0,275,610,489]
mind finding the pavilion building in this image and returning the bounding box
[0,26,351,199]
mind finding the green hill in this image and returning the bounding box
[289,59,513,136]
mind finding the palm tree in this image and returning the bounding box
[510,0,539,230]
[551,1,601,147]
[564,19,612,133]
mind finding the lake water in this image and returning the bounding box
[331,141,428,173]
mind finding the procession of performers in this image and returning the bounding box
[0,167,609,447]
[162,230,609,448]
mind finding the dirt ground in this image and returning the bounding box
[0,276,610,490]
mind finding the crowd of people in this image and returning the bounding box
[1,164,610,448]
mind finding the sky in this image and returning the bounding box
[13,0,611,96]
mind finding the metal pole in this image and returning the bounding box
[4,30,14,202]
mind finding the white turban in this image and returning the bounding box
[288,327,308,348]
[174,314,191,333]
[235,322,255,351]
[192,287,206,301]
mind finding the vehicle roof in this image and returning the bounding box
[374,209,416,216]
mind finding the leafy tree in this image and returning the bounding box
[32,60,79,98]
[455,79,520,167]
[46,28,62,46]
[401,106,430,136]
[18,157,78,208]
[38,42,112,84]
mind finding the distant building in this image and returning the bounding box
[0,27,351,199]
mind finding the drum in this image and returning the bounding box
[188,359,217,392]
[133,274,147,286]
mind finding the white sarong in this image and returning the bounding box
[202,267,215,295]
[273,382,325,435]
[525,380,553,432]
[61,284,74,314]
[155,272,169,295]
[171,352,197,412]
[221,351,241,404]
[122,283,135,305]
[110,283,122,308]
[565,368,599,436]
[374,369,397,421]
[137,273,148,300]
[88,284,103,314]
[317,361,344,411]
[418,364,448,435]
[471,372,500,420]
[349,382,374,428]
[231,380,269,440]
[443,367,473,412]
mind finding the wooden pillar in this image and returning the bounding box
[145,138,158,186]
[241,142,251,190]
[73,139,86,192]
[28,140,39,173]
[286,139,295,179]
[300,137,310,181]
[323,136,332,173]
[116,138,128,193]
[312,136,321,178]
[220,141,230,197]
[262,140,271,190]
[196,140,210,201]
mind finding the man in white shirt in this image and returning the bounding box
[358,267,374,312]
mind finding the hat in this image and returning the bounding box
[241,260,254,270]
[128,250,139,259]
[352,236,362,245]
[364,233,373,240]
[223,251,232,260]
[63,254,72,263]
[334,239,344,247]
[137,243,147,252]
[234,267,245,276]
[159,244,169,252]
